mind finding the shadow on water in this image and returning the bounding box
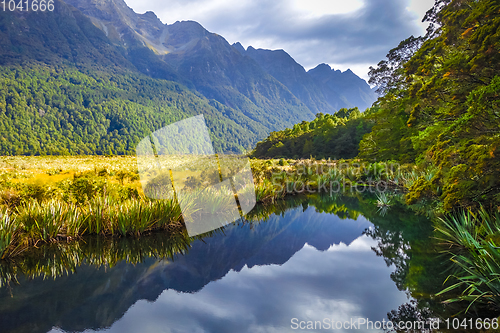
[0,193,494,332]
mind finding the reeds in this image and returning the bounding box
[0,196,189,258]
[376,192,392,207]
[376,192,392,216]
[435,207,500,311]
[0,156,415,258]
[0,210,17,259]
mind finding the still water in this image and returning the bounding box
[0,195,436,333]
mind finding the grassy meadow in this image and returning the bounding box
[0,155,423,258]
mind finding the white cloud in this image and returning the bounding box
[82,234,407,333]
[407,0,436,33]
[291,0,364,18]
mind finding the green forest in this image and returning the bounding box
[360,0,500,211]
[258,0,500,211]
[251,107,374,159]
[0,65,260,155]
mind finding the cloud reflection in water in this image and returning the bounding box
[94,234,407,333]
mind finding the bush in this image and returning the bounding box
[0,189,21,209]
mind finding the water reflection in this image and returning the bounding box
[0,194,429,333]
[82,235,406,333]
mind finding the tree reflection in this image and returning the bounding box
[2,191,493,330]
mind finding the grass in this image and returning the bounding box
[0,156,435,259]
[376,192,393,216]
[435,207,500,312]
[376,192,392,207]
[0,155,192,258]
[0,210,17,260]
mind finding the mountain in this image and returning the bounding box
[64,0,315,132]
[0,0,376,155]
[308,63,378,111]
[242,46,336,114]
[55,0,376,118]
[238,45,377,113]
[0,0,132,68]
[0,1,264,154]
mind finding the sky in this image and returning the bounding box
[124,0,436,81]
[95,236,407,333]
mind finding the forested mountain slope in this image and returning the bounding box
[359,0,500,209]
[64,0,316,131]
[251,107,374,159]
[0,0,377,155]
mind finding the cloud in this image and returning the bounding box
[89,236,407,333]
[125,0,434,79]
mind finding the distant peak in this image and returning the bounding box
[308,63,332,74]
[317,63,331,70]
[232,42,246,54]
[171,20,204,29]
[342,69,363,80]
[141,10,162,23]
[168,20,209,36]
[143,11,157,18]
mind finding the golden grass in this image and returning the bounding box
[0,156,417,259]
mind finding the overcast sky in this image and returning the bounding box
[124,0,435,80]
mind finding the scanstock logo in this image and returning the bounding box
[136,115,256,237]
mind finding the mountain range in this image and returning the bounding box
[0,0,377,154]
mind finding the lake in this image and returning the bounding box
[0,194,449,333]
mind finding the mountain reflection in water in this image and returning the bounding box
[0,195,415,333]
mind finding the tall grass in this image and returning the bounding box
[376,192,392,207]
[435,207,500,311]
[0,210,17,259]
[0,156,415,258]
[0,196,190,258]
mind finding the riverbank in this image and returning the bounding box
[1,156,499,314]
[0,156,440,259]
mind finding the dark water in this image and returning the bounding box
[0,195,445,333]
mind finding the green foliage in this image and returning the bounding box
[436,207,500,311]
[251,108,374,159]
[0,210,16,259]
[359,0,500,209]
[0,65,257,154]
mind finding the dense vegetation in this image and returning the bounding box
[0,3,319,155]
[358,0,500,312]
[251,107,374,159]
[360,0,500,211]
[0,65,261,154]
[252,0,500,313]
